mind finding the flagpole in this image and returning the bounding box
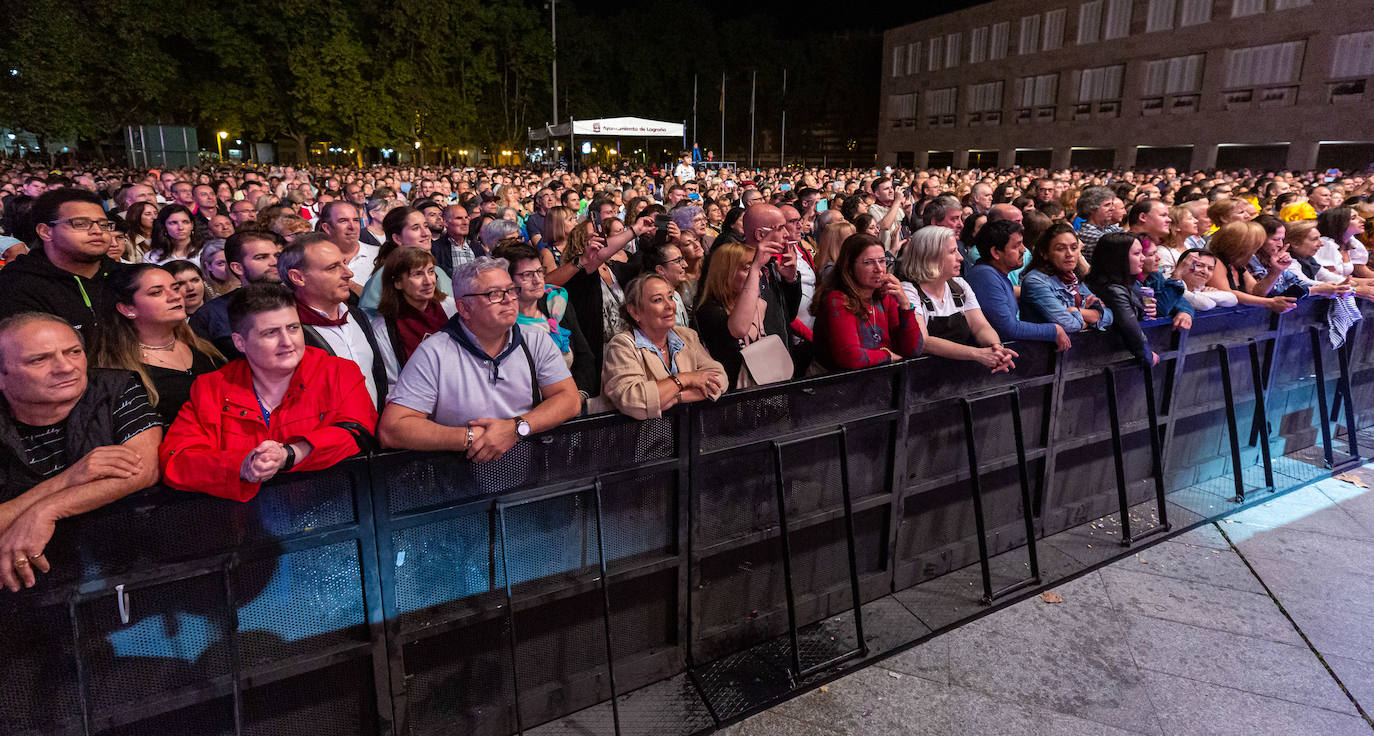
[749,70,756,170]
[720,72,726,162]
[780,68,787,169]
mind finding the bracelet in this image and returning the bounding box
[465,426,474,450]
[670,374,685,392]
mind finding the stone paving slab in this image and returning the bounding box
[722,474,1374,735]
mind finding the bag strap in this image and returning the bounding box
[950,280,966,308]
[333,421,379,454]
[520,338,543,407]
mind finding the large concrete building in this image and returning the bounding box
[878,0,1374,171]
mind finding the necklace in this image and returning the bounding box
[139,338,177,351]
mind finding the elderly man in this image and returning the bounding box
[279,234,389,409]
[378,257,580,462]
[0,313,161,591]
[432,204,475,279]
[161,285,378,502]
[1075,186,1124,260]
[970,182,994,215]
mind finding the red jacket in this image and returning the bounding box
[160,347,379,502]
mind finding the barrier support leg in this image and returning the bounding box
[1216,345,1247,504]
[1247,341,1275,493]
[1134,358,1172,543]
[770,431,866,681]
[958,399,995,603]
[1336,338,1361,462]
[1310,327,1336,469]
[1104,368,1134,545]
[1009,389,1042,587]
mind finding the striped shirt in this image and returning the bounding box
[15,377,160,479]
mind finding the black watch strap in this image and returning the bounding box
[281,443,297,472]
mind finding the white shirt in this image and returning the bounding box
[307,304,379,406]
[902,276,981,321]
[795,245,818,330]
[1288,259,1343,284]
[1315,236,1367,278]
[346,240,381,282]
[673,163,696,181]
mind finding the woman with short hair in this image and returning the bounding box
[1205,221,1298,312]
[895,226,1016,373]
[601,274,726,419]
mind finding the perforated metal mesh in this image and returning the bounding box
[600,470,677,563]
[694,371,893,453]
[234,541,368,667]
[0,598,82,734]
[77,572,232,714]
[242,467,359,539]
[392,512,496,629]
[241,659,373,736]
[98,697,235,736]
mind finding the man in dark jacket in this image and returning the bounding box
[0,188,125,337]
[0,313,162,592]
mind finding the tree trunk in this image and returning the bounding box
[289,131,309,164]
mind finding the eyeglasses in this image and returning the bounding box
[859,253,896,270]
[664,256,686,266]
[463,286,521,304]
[514,268,546,281]
[49,217,117,232]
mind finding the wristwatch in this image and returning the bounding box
[281,443,297,471]
[513,416,532,437]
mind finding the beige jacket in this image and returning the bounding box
[601,327,727,419]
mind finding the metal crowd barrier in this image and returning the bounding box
[4,298,1369,736]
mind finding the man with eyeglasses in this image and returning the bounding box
[0,189,125,335]
[228,199,258,231]
[378,257,580,463]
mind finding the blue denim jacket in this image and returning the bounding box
[1019,269,1114,332]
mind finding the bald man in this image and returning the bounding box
[987,203,1024,226]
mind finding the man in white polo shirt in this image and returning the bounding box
[378,257,580,462]
[318,201,377,293]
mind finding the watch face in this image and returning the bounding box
[516,420,532,437]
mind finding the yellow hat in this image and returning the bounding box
[1279,201,1316,222]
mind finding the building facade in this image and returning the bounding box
[878,0,1374,171]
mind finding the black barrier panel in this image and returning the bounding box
[8,300,1365,736]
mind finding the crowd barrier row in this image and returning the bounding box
[4,297,1370,736]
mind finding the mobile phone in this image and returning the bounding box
[654,213,671,234]
[688,192,700,201]
[815,199,829,213]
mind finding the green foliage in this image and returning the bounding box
[0,0,879,160]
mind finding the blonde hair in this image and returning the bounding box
[896,226,957,284]
[1207,221,1265,267]
[1283,219,1318,249]
[696,240,752,312]
[815,220,855,277]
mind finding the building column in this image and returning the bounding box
[953,149,970,169]
[915,150,930,169]
[1189,143,1218,171]
[1051,147,1072,170]
[1114,145,1138,171]
[1000,147,1018,169]
[1286,140,1320,172]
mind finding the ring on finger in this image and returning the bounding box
[13,557,29,568]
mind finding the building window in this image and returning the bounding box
[945,32,962,68]
[1077,65,1124,101]
[1017,74,1059,122]
[990,22,1010,60]
[1019,15,1041,54]
[1078,0,1103,44]
[1231,0,1265,17]
[928,36,943,71]
[1179,0,1212,25]
[1273,0,1312,8]
[1104,0,1131,39]
[967,81,1005,125]
[888,93,918,128]
[926,87,958,127]
[970,26,989,64]
[1043,9,1067,50]
[907,41,921,75]
[892,46,902,77]
[1146,0,1176,32]
[1225,41,1304,88]
[1331,31,1374,79]
[1143,54,1204,95]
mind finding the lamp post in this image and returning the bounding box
[217,130,228,160]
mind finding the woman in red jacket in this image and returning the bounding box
[160,285,379,501]
[810,233,923,371]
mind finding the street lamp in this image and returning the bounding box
[217,130,228,160]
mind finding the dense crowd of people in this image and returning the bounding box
[1,155,1372,592]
